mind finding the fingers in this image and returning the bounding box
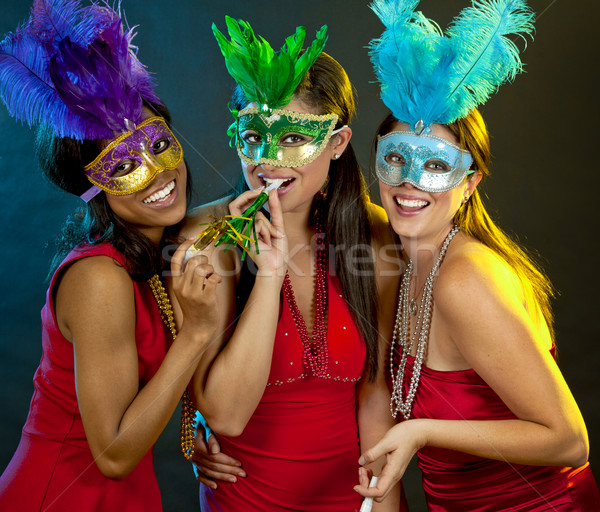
[206,433,221,455]
[358,435,392,467]
[191,440,246,486]
[228,188,263,216]
[171,238,196,277]
[358,466,372,488]
[193,466,218,489]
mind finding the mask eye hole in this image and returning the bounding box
[241,131,262,145]
[425,159,451,173]
[112,159,139,177]
[384,152,405,167]
[279,133,313,146]
[152,137,171,154]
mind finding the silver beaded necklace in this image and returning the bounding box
[389,224,460,420]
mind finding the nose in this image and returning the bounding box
[257,162,278,172]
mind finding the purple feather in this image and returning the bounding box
[0,0,161,140]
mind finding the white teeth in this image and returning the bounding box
[143,180,175,204]
[264,177,293,186]
[395,198,428,208]
[263,178,286,191]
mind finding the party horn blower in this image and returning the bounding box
[185,179,285,262]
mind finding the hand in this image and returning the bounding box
[170,239,222,339]
[229,189,287,278]
[191,431,246,489]
[354,421,423,502]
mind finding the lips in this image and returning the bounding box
[143,179,175,204]
[258,173,295,191]
[394,195,430,212]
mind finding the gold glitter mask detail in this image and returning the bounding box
[84,117,183,196]
[235,108,339,168]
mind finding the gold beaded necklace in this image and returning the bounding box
[147,274,198,461]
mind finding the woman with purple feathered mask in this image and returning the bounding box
[0,1,221,510]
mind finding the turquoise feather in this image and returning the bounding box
[212,17,328,111]
[369,0,534,128]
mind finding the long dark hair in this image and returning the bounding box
[231,52,380,379]
[373,110,555,340]
[38,101,191,282]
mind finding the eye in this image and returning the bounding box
[384,152,405,166]
[280,133,312,146]
[425,159,451,173]
[152,137,170,154]
[112,159,139,177]
[241,131,262,145]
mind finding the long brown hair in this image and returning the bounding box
[449,109,555,338]
[232,52,380,379]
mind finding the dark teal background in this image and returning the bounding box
[0,1,598,510]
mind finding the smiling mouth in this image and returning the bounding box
[395,197,429,211]
[143,180,175,204]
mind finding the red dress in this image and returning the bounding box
[398,352,600,511]
[0,243,170,512]
[200,274,366,511]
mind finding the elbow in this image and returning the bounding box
[555,428,589,468]
[205,415,247,438]
[565,436,589,468]
[94,456,136,481]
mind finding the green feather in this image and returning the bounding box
[212,17,328,110]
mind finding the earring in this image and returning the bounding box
[333,153,340,160]
[462,194,470,204]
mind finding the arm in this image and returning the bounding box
[356,203,404,511]
[56,242,220,479]
[184,190,288,436]
[357,244,589,500]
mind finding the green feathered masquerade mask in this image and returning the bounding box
[213,17,340,168]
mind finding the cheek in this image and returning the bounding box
[242,164,260,190]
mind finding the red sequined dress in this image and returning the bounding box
[199,273,367,511]
[0,243,170,511]
[395,350,600,511]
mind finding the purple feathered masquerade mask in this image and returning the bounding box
[0,0,167,201]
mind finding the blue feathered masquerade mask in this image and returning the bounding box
[0,0,161,141]
[369,0,535,134]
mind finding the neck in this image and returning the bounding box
[140,226,166,245]
[282,204,315,244]
[400,223,456,273]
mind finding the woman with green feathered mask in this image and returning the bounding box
[179,16,404,511]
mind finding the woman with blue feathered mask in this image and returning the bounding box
[0,1,221,509]
[354,0,600,509]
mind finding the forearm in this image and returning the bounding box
[358,385,401,511]
[194,275,283,435]
[417,417,589,467]
[88,330,211,478]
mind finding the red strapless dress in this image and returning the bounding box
[399,351,600,511]
[0,243,170,511]
[200,274,367,511]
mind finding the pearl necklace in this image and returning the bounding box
[147,274,197,461]
[389,225,459,420]
[281,206,329,378]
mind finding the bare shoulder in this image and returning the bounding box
[181,196,232,239]
[435,235,521,310]
[60,254,132,295]
[56,255,135,339]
